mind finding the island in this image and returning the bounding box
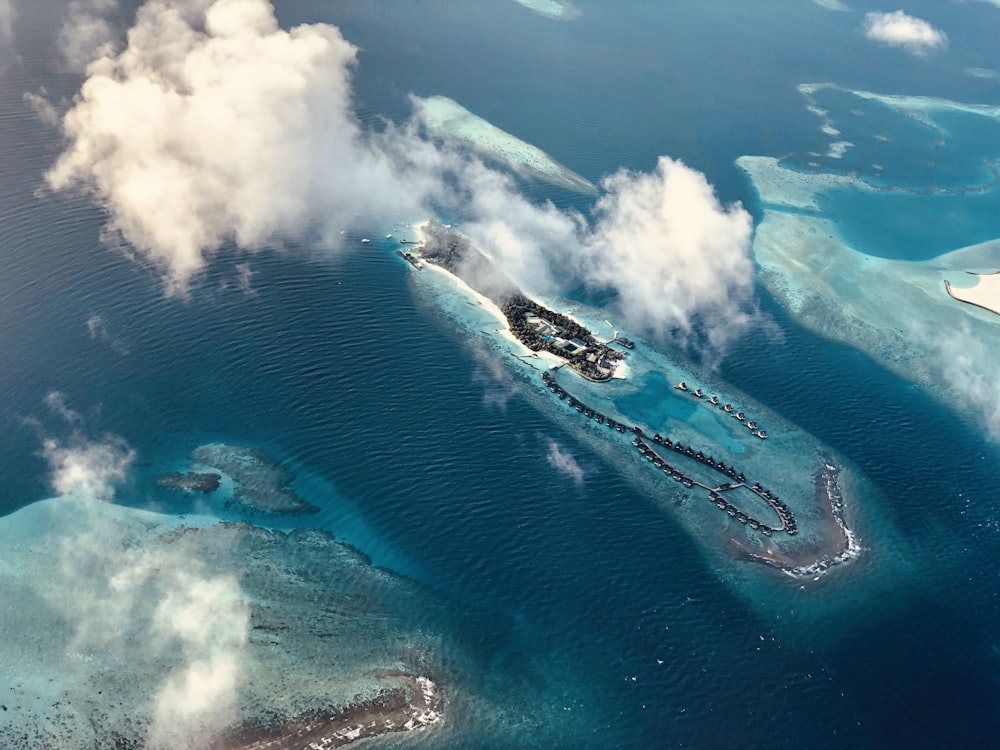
[399,222,861,578]
[419,220,625,381]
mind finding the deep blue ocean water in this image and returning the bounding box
[2,0,1000,747]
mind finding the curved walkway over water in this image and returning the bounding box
[541,370,797,537]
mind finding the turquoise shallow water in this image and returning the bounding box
[2,0,1000,747]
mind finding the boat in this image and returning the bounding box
[361,238,370,243]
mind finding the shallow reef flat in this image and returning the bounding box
[191,443,320,515]
[0,497,448,749]
[414,95,596,194]
[738,151,1000,437]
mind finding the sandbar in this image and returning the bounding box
[944,271,1000,316]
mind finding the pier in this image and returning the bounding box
[542,371,797,537]
[673,381,769,440]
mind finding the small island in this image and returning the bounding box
[419,221,625,381]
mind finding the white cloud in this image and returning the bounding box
[23,90,59,126]
[924,322,1000,440]
[579,158,756,356]
[145,571,248,748]
[47,502,250,748]
[47,0,758,359]
[461,157,756,360]
[87,312,130,354]
[0,0,13,56]
[863,10,948,56]
[41,428,134,499]
[46,0,436,295]
[38,391,135,499]
[31,391,250,747]
[59,0,119,73]
[814,0,849,11]
[546,439,584,485]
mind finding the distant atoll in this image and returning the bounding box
[191,443,319,515]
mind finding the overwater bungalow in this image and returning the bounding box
[675,381,688,391]
[694,388,704,398]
